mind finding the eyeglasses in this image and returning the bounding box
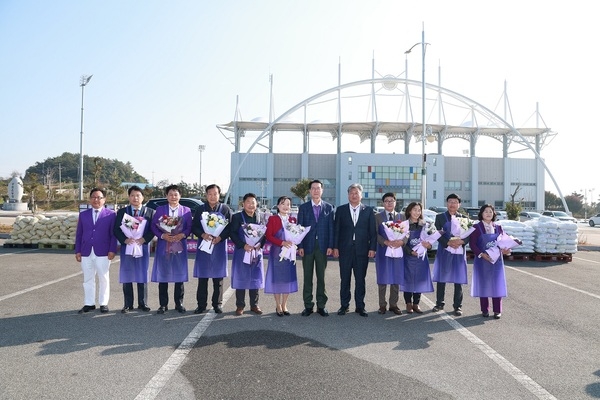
[90,196,104,200]
[383,200,395,204]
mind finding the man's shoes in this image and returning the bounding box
[194,307,207,314]
[250,306,263,315]
[355,308,368,317]
[412,304,423,314]
[157,306,167,314]
[121,306,134,314]
[482,312,490,318]
[137,305,151,312]
[337,307,349,315]
[493,313,501,319]
[454,308,463,316]
[175,305,186,313]
[389,306,403,315]
[378,306,387,314]
[235,307,244,316]
[214,306,223,314]
[301,308,313,316]
[432,305,444,312]
[99,306,109,313]
[317,308,329,317]
[78,305,96,314]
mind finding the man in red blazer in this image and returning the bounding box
[75,188,118,314]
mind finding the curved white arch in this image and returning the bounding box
[225,77,567,212]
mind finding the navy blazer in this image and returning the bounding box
[75,207,118,257]
[333,203,377,257]
[435,211,467,249]
[297,200,334,254]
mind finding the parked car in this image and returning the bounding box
[519,211,542,222]
[428,206,448,213]
[463,207,480,220]
[496,210,508,220]
[144,198,204,215]
[589,214,600,227]
[542,210,577,223]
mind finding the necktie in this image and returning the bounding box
[389,212,393,221]
[93,210,99,224]
[133,209,139,217]
[351,206,359,225]
[313,205,320,221]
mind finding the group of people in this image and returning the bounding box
[74,180,509,320]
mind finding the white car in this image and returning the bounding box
[542,210,577,223]
[519,211,542,222]
[589,214,600,227]
[496,210,508,220]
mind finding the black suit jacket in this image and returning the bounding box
[334,203,377,257]
[435,211,467,249]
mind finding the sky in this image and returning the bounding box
[1,1,597,203]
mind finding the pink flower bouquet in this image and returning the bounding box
[485,232,523,263]
[242,223,266,265]
[157,215,184,254]
[120,213,146,258]
[382,220,410,258]
[279,223,311,263]
[445,216,475,255]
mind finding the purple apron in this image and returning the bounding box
[470,224,507,298]
[264,226,298,294]
[432,213,468,284]
[193,205,228,279]
[375,215,405,285]
[231,213,264,290]
[401,227,434,293]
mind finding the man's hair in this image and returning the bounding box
[205,184,221,194]
[347,183,363,193]
[164,184,180,196]
[128,185,143,195]
[382,192,395,201]
[89,188,106,197]
[446,193,461,203]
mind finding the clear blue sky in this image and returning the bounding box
[1,1,597,202]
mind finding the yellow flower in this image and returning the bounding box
[208,220,216,227]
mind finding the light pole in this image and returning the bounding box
[198,145,206,190]
[405,24,428,208]
[79,74,93,200]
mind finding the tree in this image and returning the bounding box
[545,191,561,210]
[565,192,583,215]
[290,178,312,203]
[506,184,522,220]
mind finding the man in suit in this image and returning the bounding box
[113,185,155,313]
[432,193,469,316]
[297,179,334,317]
[333,183,377,317]
[374,192,404,315]
[75,188,118,314]
[191,183,232,315]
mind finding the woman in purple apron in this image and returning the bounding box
[401,202,434,314]
[265,196,298,316]
[469,204,508,319]
[229,193,266,316]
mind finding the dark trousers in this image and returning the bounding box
[403,292,422,305]
[435,282,463,309]
[339,244,368,310]
[158,282,184,307]
[123,283,148,308]
[302,241,328,309]
[480,297,502,314]
[235,289,259,308]
[196,278,223,309]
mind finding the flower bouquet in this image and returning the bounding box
[242,223,267,265]
[485,232,523,263]
[120,213,146,258]
[279,222,311,263]
[446,216,476,255]
[382,220,410,258]
[412,221,442,260]
[198,211,228,254]
[157,215,184,254]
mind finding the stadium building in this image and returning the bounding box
[218,61,556,211]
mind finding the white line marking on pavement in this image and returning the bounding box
[507,266,600,300]
[0,272,82,302]
[135,286,235,400]
[572,255,600,264]
[421,296,557,400]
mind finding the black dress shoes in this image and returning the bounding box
[337,307,349,315]
[194,307,207,314]
[175,305,186,313]
[99,306,109,313]
[157,306,167,314]
[301,308,313,316]
[283,310,291,316]
[137,305,151,312]
[355,308,368,317]
[317,308,329,317]
[78,305,96,314]
[276,309,284,317]
[121,306,134,314]
[214,306,223,314]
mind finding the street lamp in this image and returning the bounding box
[78,74,93,200]
[198,145,206,189]
[405,24,429,208]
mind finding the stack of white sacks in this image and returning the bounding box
[527,216,578,254]
[5,214,78,246]
[496,220,536,253]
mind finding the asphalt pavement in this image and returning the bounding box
[1,217,600,399]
